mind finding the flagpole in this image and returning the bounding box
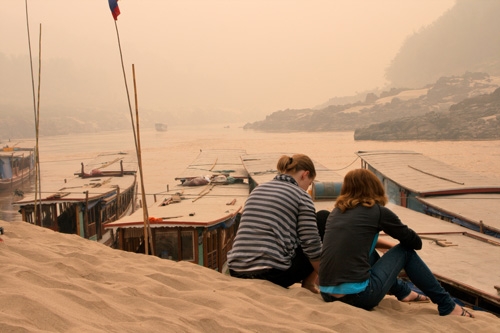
[109,2,154,255]
[112,20,139,155]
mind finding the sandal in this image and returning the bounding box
[402,293,430,303]
[461,307,475,318]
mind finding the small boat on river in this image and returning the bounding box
[155,122,168,132]
[0,145,35,193]
[15,151,138,245]
[104,149,249,273]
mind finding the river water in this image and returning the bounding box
[1,123,499,222]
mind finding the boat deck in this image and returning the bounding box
[106,149,249,229]
[15,151,137,204]
[240,152,342,211]
[356,150,500,237]
[383,203,500,312]
[107,182,249,228]
[356,150,500,196]
[417,194,500,235]
[175,149,248,181]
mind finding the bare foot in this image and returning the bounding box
[301,282,319,294]
[301,271,319,294]
[448,304,474,318]
[401,291,430,303]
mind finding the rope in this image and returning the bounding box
[330,156,360,171]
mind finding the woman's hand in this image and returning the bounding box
[376,237,397,250]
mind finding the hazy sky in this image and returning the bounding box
[1,0,455,120]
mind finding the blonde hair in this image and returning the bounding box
[276,154,316,179]
[335,168,388,212]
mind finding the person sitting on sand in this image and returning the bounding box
[227,154,322,294]
[319,168,474,317]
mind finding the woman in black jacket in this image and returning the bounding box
[319,168,473,317]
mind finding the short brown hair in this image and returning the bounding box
[335,168,387,212]
[276,154,316,179]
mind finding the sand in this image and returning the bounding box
[1,221,499,332]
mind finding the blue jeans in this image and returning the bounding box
[321,244,456,316]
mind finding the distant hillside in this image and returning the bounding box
[243,0,500,141]
[0,103,244,140]
[354,87,500,141]
[243,72,500,139]
[385,0,500,88]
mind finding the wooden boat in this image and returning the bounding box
[104,149,249,273]
[382,203,500,315]
[356,150,500,237]
[0,145,35,193]
[240,152,343,212]
[241,152,500,314]
[15,151,138,245]
[155,122,168,132]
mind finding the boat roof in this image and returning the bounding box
[106,149,249,229]
[356,150,500,196]
[80,151,137,173]
[175,149,248,181]
[241,152,343,185]
[384,203,500,307]
[417,193,500,234]
[0,146,34,158]
[14,151,137,205]
[240,152,341,211]
[105,182,248,229]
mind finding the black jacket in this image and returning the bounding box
[319,204,421,286]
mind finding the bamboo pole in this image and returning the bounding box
[132,64,154,255]
[25,0,42,225]
[35,23,42,225]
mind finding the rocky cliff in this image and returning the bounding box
[244,72,500,140]
[354,86,500,141]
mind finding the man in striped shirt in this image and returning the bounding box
[228,154,322,293]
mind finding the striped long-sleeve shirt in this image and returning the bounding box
[227,174,322,272]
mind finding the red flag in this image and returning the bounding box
[108,0,120,20]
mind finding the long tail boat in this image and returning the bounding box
[104,149,249,273]
[15,151,138,245]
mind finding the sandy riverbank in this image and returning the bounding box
[1,221,499,332]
